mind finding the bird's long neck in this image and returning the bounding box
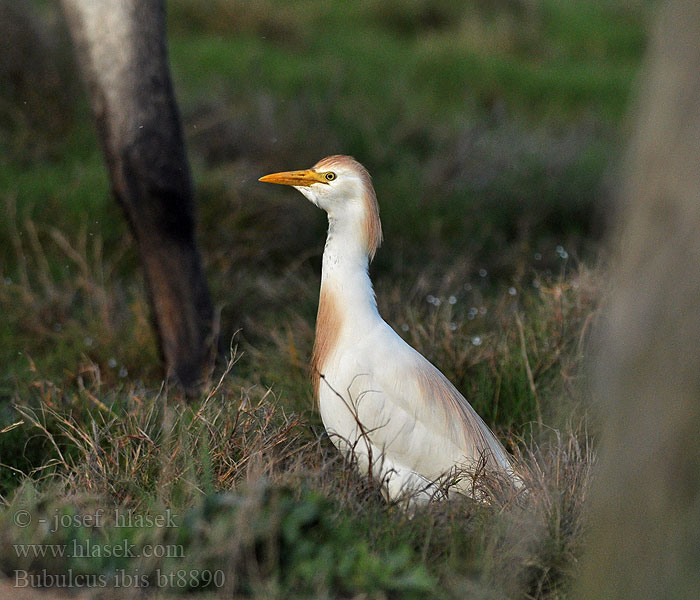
[311,211,380,397]
[321,213,379,322]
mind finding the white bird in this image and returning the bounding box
[260,155,516,503]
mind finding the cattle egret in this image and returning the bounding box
[260,155,516,503]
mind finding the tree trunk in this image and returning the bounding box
[578,1,700,598]
[60,0,214,393]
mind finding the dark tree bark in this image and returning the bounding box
[578,1,700,598]
[60,0,214,393]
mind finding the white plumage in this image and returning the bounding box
[260,155,516,502]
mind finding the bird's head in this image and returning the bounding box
[259,155,382,259]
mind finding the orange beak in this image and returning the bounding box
[258,169,327,187]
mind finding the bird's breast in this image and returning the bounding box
[310,284,345,399]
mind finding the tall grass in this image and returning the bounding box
[1,341,594,598]
[1,211,599,596]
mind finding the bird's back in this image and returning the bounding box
[317,317,513,497]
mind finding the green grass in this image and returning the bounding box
[0,0,650,596]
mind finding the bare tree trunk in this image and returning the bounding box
[60,0,214,393]
[578,1,700,597]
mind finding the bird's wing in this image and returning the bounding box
[349,325,512,477]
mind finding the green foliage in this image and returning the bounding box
[0,482,433,597]
[186,486,434,596]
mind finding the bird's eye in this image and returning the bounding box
[324,172,336,182]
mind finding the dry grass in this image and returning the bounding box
[0,219,599,596]
[1,369,594,598]
[0,195,160,389]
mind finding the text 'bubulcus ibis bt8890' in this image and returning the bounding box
[260,155,516,503]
